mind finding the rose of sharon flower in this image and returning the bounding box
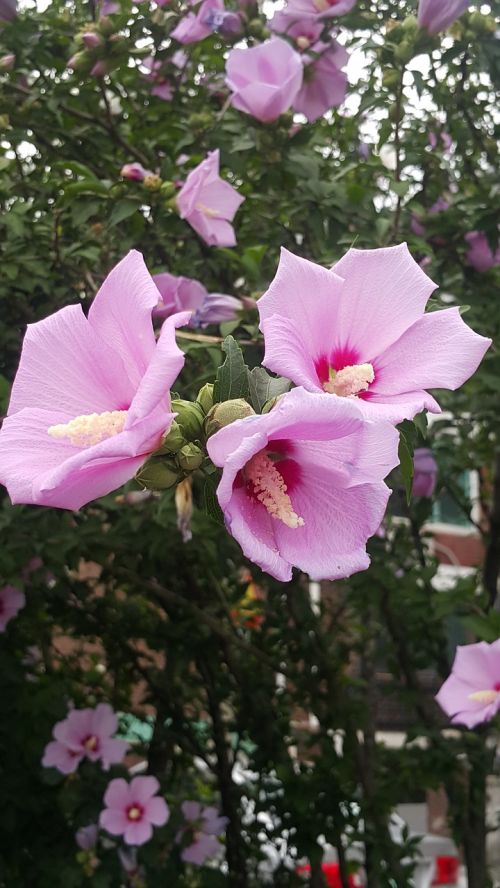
[465,230,500,273]
[171,0,224,44]
[436,641,500,728]
[417,0,469,35]
[153,271,240,327]
[207,387,399,582]
[42,704,129,774]
[76,824,99,851]
[257,245,491,423]
[178,801,228,865]
[0,585,25,631]
[292,42,348,123]
[0,0,16,21]
[412,448,438,498]
[225,38,304,124]
[121,162,154,181]
[100,776,169,845]
[274,0,355,26]
[176,150,244,248]
[0,251,190,509]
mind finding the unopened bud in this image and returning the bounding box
[98,15,116,36]
[401,14,418,33]
[205,399,255,438]
[0,53,15,71]
[196,383,214,415]
[143,174,162,191]
[171,399,204,441]
[68,51,89,72]
[160,181,176,199]
[394,40,414,63]
[248,18,269,39]
[157,420,185,454]
[176,443,204,472]
[136,457,181,490]
[80,30,102,48]
[469,12,495,33]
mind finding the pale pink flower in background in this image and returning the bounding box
[202,7,243,36]
[100,776,169,845]
[410,197,449,237]
[90,60,108,77]
[100,0,119,14]
[465,230,500,273]
[225,38,303,124]
[176,149,244,247]
[436,641,500,728]
[121,162,153,181]
[0,585,25,631]
[177,801,228,864]
[171,0,224,44]
[207,387,399,582]
[0,251,190,510]
[81,31,102,49]
[42,704,129,774]
[172,48,188,68]
[0,52,15,69]
[257,245,491,423]
[153,271,240,326]
[151,80,173,100]
[76,824,99,851]
[417,0,469,34]
[0,0,16,21]
[412,448,438,498]
[270,13,322,44]
[141,56,173,100]
[292,42,348,122]
[274,0,355,26]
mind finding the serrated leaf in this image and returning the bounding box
[399,432,414,505]
[247,367,290,413]
[203,478,224,526]
[213,336,250,403]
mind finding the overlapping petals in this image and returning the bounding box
[225,38,304,124]
[436,641,500,728]
[176,150,244,247]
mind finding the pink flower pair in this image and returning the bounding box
[42,704,129,774]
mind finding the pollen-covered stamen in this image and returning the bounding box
[127,805,143,822]
[48,410,128,448]
[195,202,220,218]
[468,689,500,704]
[83,735,99,752]
[245,451,304,529]
[323,363,375,397]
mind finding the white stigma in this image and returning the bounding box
[296,36,311,50]
[245,451,304,529]
[195,202,220,218]
[48,410,128,448]
[468,689,499,704]
[323,363,375,398]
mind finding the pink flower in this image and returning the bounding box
[177,801,228,865]
[0,52,15,70]
[81,31,102,49]
[273,0,355,26]
[171,0,224,44]
[141,56,173,101]
[225,38,304,124]
[176,150,244,247]
[412,448,438,498]
[121,162,153,181]
[100,0,119,14]
[436,641,500,728]
[90,60,108,77]
[292,42,348,122]
[270,15,323,46]
[0,251,190,510]
[417,0,469,34]
[76,824,99,851]
[100,776,169,845]
[0,0,16,21]
[465,230,500,273]
[42,704,129,774]
[0,585,25,631]
[153,272,240,326]
[257,245,491,423]
[207,387,399,582]
[151,81,173,100]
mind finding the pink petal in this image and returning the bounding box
[454,641,500,686]
[127,311,191,424]
[144,796,170,826]
[129,775,160,803]
[88,250,159,388]
[188,212,238,248]
[181,800,203,821]
[356,390,442,424]
[124,820,154,845]
[42,740,82,774]
[201,179,245,219]
[100,738,129,768]
[100,807,130,835]
[224,487,292,582]
[90,703,117,738]
[103,777,131,809]
[181,833,220,864]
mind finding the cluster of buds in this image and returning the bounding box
[68,18,128,78]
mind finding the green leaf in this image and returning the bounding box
[202,477,224,526]
[247,367,290,413]
[398,432,414,504]
[109,199,141,227]
[213,336,250,403]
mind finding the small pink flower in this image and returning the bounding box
[81,31,102,49]
[436,641,500,728]
[0,251,190,510]
[225,38,303,124]
[207,387,400,582]
[141,56,174,101]
[42,704,129,774]
[292,42,348,122]
[274,0,355,26]
[171,0,224,44]
[121,162,153,181]
[76,824,99,850]
[177,801,228,865]
[176,150,244,247]
[0,52,15,70]
[153,271,240,326]
[417,0,469,34]
[90,60,108,77]
[257,245,490,423]
[151,80,173,100]
[412,448,438,498]
[0,0,16,21]
[100,776,169,845]
[0,585,25,631]
[465,230,500,273]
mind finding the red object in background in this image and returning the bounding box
[432,855,459,885]
[296,863,363,887]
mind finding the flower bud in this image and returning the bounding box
[0,53,15,71]
[196,383,214,415]
[90,59,108,77]
[81,30,102,48]
[143,174,162,191]
[160,181,176,199]
[68,51,89,72]
[136,457,181,490]
[171,399,205,441]
[204,399,255,438]
[98,15,116,37]
[176,443,204,472]
[248,18,269,39]
[157,420,185,454]
[188,111,212,131]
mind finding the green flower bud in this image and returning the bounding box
[394,40,414,64]
[188,111,212,131]
[143,174,163,192]
[157,420,185,454]
[98,15,116,37]
[171,399,205,441]
[196,383,214,415]
[248,18,270,39]
[205,399,255,439]
[160,181,176,199]
[401,14,418,34]
[136,457,181,490]
[382,70,400,90]
[176,443,204,472]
